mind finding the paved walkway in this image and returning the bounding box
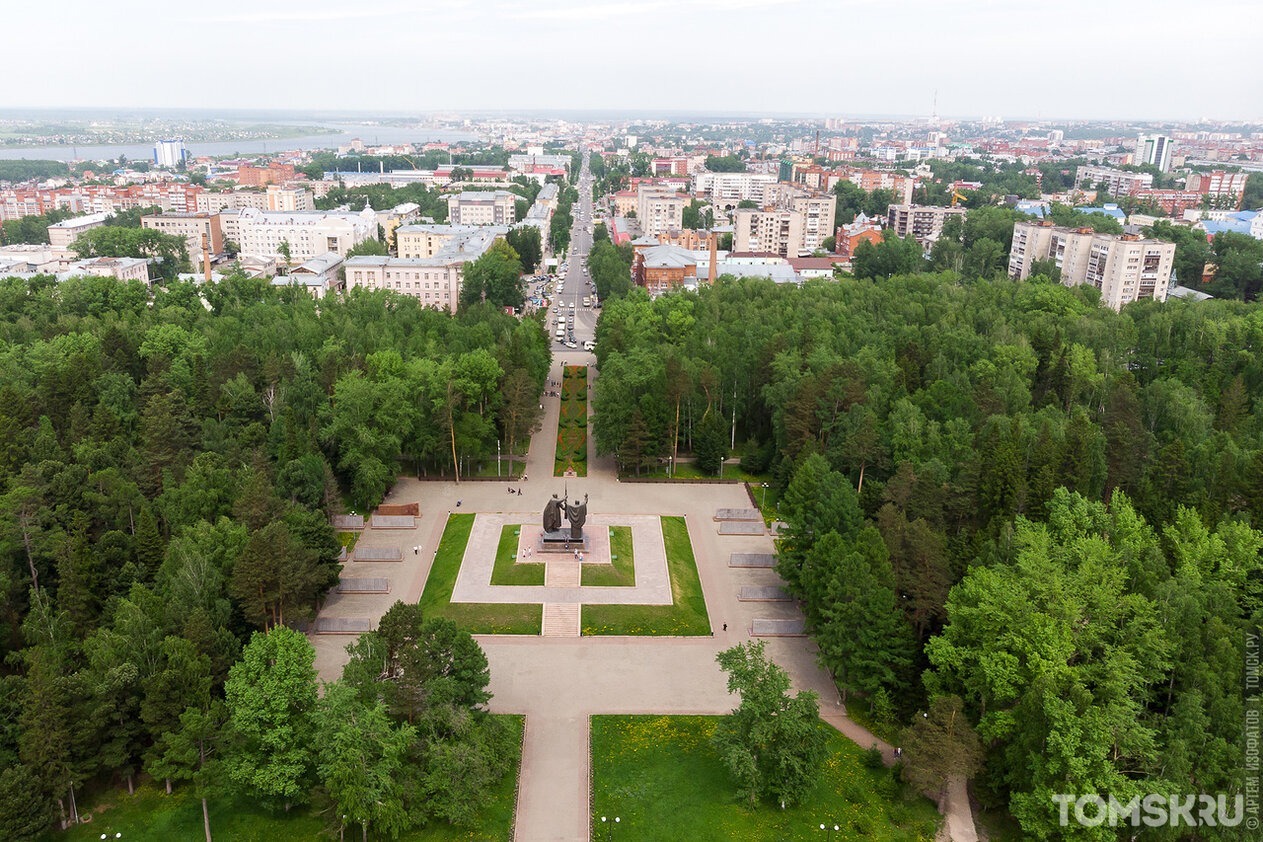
[451,513,670,605]
[308,157,975,841]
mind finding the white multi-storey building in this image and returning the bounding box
[153,139,187,169]
[886,204,966,246]
[1136,134,1174,172]
[693,172,777,210]
[47,212,112,250]
[232,207,377,263]
[345,225,508,313]
[1075,165,1154,196]
[733,188,837,256]
[636,184,685,237]
[1008,220,1174,310]
[446,191,518,226]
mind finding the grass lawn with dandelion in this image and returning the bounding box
[590,715,940,842]
[420,514,541,634]
[581,525,635,587]
[582,517,708,636]
[64,716,525,842]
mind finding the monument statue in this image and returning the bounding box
[542,494,566,533]
[566,493,589,540]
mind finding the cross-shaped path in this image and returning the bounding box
[312,352,973,841]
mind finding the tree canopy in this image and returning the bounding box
[592,272,1263,837]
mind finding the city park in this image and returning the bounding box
[293,355,947,841]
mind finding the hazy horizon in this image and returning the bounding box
[6,0,1260,123]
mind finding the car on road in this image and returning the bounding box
[583,340,596,351]
[565,341,578,349]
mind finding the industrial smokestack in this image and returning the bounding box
[202,233,212,283]
[708,230,717,284]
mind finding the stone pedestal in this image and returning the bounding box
[538,529,590,554]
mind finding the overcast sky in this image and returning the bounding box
[6,0,1259,121]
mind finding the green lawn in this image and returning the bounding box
[63,715,525,842]
[590,715,940,842]
[582,517,709,635]
[491,524,545,585]
[420,514,542,635]
[581,525,636,587]
[336,530,360,552]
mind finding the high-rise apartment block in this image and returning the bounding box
[1136,134,1174,172]
[692,172,777,210]
[153,139,187,169]
[885,204,966,246]
[733,187,836,256]
[636,183,685,237]
[1008,220,1174,310]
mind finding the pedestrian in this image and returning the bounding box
[722,623,727,632]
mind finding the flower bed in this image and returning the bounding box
[554,364,588,476]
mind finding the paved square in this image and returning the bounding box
[452,513,671,606]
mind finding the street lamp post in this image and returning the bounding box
[820,823,839,842]
[599,815,620,841]
[760,482,769,512]
[497,439,502,478]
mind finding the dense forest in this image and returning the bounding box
[592,275,1262,838]
[0,274,548,838]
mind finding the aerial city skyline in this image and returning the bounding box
[0,4,1260,842]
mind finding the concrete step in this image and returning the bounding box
[542,603,581,638]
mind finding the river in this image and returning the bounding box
[0,123,482,162]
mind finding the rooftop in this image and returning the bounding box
[49,211,113,229]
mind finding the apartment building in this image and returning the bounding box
[1185,170,1248,206]
[733,186,837,256]
[1008,220,1174,310]
[886,204,966,246]
[1076,165,1154,196]
[1136,134,1174,172]
[1132,189,1203,217]
[47,212,112,249]
[141,212,224,264]
[446,191,518,226]
[692,172,776,209]
[153,139,186,169]
[636,183,686,237]
[345,226,507,313]
[232,206,377,263]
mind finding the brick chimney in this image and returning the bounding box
[707,230,717,284]
[202,233,212,283]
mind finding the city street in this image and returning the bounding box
[550,152,600,351]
